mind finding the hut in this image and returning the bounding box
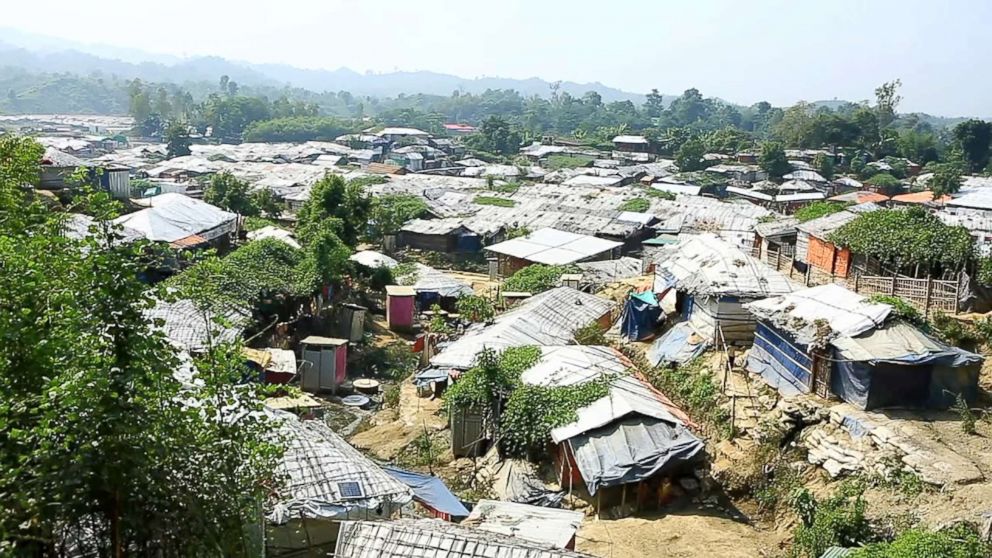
[266,411,413,556]
[651,233,798,344]
[399,218,482,253]
[385,285,416,332]
[794,205,879,284]
[299,336,349,394]
[745,284,982,409]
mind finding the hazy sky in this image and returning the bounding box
[3,0,990,115]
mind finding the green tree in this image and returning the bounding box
[929,162,964,201]
[251,188,285,219]
[466,115,522,155]
[759,141,791,180]
[0,135,279,555]
[644,88,666,118]
[368,194,429,241]
[204,171,258,216]
[674,137,707,172]
[874,79,902,129]
[503,264,576,294]
[813,153,834,180]
[296,174,371,247]
[952,119,992,172]
[864,172,903,195]
[851,524,990,558]
[795,201,846,223]
[164,119,191,158]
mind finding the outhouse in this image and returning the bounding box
[299,336,349,394]
[386,285,416,332]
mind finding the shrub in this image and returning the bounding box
[574,321,607,345]
[619,197,650,212]
[456,295,495,322]
[503,264,576,294]
[546,154,594,170]
[851,523,991,558]
[790,485,873,558]
[795,201,847,223]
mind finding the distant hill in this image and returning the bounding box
[0,30,653,103]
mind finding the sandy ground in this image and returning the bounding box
[349,379,446,460]
[577,511,783,558]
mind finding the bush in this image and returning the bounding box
[546,154,594,170]
[644,188,676,200]
[384,384,401,409]
[851,523,991,558]
[503,264,576,294]
[243,116,354,142]
[644,357,730,436]
[456,295,495,322]
[795,201,847,223]
[619,197,650,212]
[790,485,873,558]
[574,321,607,345]
[864,172,903,194]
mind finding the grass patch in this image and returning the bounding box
[491,181,521,194]
[546,154,594,170]
[474,195,516,208]
[619,197,650,212]
[244,216,278,231]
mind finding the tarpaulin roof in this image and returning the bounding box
[485,227,621,265]
[568,415,704,495]
[831,320,982,365]
[621,291,661,341]
[463,500,583,549]
[114,193,236,243]
[430,288,615,370]
[646,321,710,366]
[745,284,891,346]
[246,226,300,249]
[349,250,399,269]
[267,411,412,524]
[383,466,469,517]
[651,233,797,298]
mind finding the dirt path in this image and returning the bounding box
[577,511,782,558]
[349,380,446,460]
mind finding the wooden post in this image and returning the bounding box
[620,483,627,517]
[924,277,933,317]
[596,490,602,521]
[730,394,737,435]
[854,273,861,293]
[890,275,897,295]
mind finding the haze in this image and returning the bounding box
[2,0,990,116]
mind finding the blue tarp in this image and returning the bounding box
[383,466,469,517]
[646,321,709,366]
[748,321,813,396]
[414,367,451,387]
[621,291,661,341]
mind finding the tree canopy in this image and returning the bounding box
[829,207,974,271]
[0,135,279,555]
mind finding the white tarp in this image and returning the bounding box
[349,250,399,269]
[745,284,891,345]
[114,193,236,242]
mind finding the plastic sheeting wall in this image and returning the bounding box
[687,296,758,344]
[748,321,813,396]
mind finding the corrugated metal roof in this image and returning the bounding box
[795,209,860,239]
[754,218,799,239]
[612,135,649,144]
[485,227,621,265]
[430,287,615,370]
[334,519,594,558]
[574,257,643,287]
[145,296,249,353]
[114,193,236,243]
[267,411,412,524]
[400,218,470,235]
[652,233,798,298]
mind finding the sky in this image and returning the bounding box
[2,0,990,116]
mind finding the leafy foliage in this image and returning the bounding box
[503,264,577,294]
[474,195,516,207]
[296,174,371,247]
[204,171,258,216]
[0,135,279,555]
[618,197,650,212]
[864,172,903,194]
[369,194,429,239]
[167,239,315,312]
[443,347,542,411]
[243,116,354,142]
[829,207,974,270]
[813,153,835,180]
[928,162,964,200]
[546,154,594,170]
[644,357,730,436]
[574,321,608,345]
[456,295,496,322]
[164,119,191,158]
[759,141,791,179]
[790,485,873,558]
[499,375,612,458]
[674,137,707,171]
[851,523,990,558]
[794,201,847,223]
[644,188,677,200]
[868,295,925,328]
[952,119,992,172]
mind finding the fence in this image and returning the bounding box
[849,274,960,316]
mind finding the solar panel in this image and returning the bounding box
[337,481,365,499]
